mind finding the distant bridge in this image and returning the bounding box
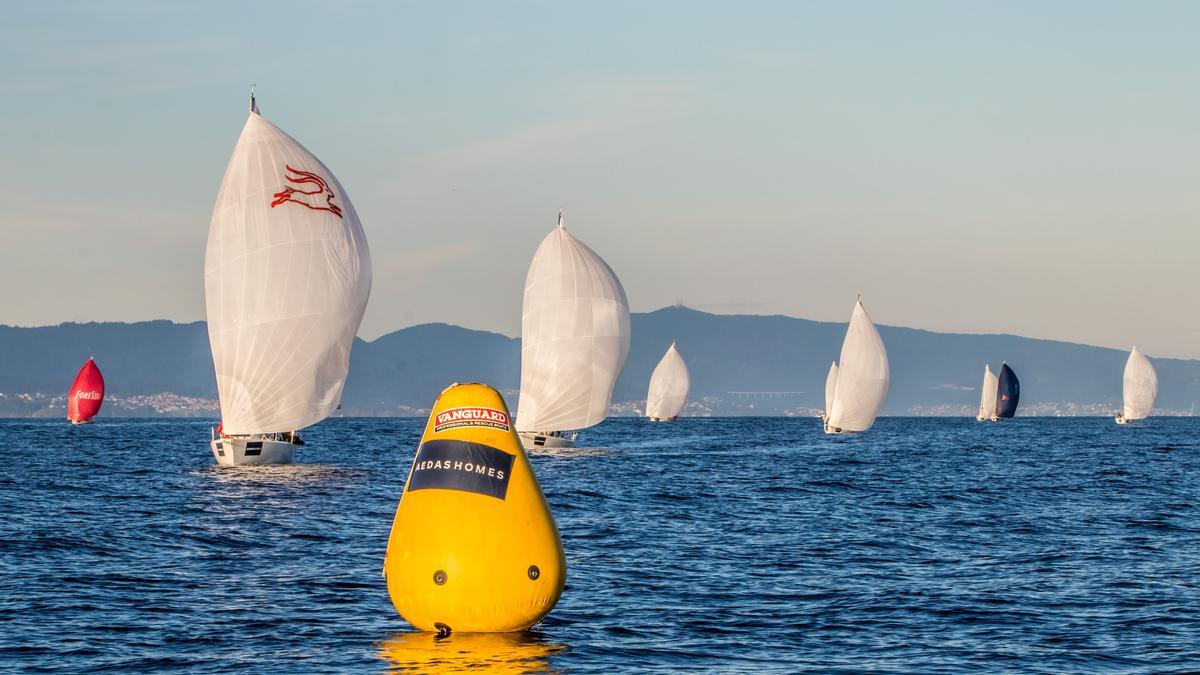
[727,391,806,400]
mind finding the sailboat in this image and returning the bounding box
[822,297,889,434]
[976,364,997,421]
[67,358,105,424]
[1116,346,1157,425]
[516,212,630,448]
[823,362,838,419]
[990,362,1020,421]
[645,342,690,421]
[204,91,372,466]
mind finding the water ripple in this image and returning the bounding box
[2,417,1200,672]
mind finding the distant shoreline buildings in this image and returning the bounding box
[1,390,1194,419]
[5,310,1200,420]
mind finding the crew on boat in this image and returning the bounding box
[216,422,303,445]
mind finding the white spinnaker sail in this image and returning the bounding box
[824,362,838,416]
[978,365,998,419]
[646,342,690,419]
[205,104,371,435]
[827,299,889,432]
[1122,346,1158,420]
[516,213,630,432]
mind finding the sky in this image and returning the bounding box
[1,1,1197,357]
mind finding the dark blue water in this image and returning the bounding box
[2,417,1199,673]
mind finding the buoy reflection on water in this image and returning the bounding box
[377,631,566,673]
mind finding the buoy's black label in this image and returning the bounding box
[408,439,515,500]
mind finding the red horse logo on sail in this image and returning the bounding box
[270,165,343,218]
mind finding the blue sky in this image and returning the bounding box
[2,1,1197,357]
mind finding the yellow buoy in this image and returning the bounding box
[383,382,566,633]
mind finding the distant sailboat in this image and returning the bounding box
[646,342,690,421]
[1116,346,1157,425]
[976,364,998,422]
[204,91,372,466]
[67,358,104,424]
[823,297,889,434]
[516,212,630,448]
[991,362,1020,421]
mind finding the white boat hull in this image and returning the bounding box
[822,417,851,435]
[519,431,578,449]
[648,416,677,423]
[1115,415,1132,425]
[210,437,297,466]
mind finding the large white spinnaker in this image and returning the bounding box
[1121,346,1158,421]
[646,342,690,420]
[204,97,372,437]
[826,298,889,432]
[977,365,998,421]
[516,212,630,434]
[824,362,838,417]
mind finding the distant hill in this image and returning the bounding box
[342,323,520,410]
[623,307,1200,414]
[0,320,215,397]
[3,307,1199,416]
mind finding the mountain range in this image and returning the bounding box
[3,306,1198,417]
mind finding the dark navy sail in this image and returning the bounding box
[996,363,1020,419]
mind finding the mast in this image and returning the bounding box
[978,364,997,419]
[826,297,889,432]
[646,342,690,420]
[824,362,839,417]
[995,363,1020,419]
[204,100,372,436]
[1122,346,1158,420]
[67,358,105,423]
[516,213,630,433]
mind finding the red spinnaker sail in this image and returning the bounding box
[67,358,105,423]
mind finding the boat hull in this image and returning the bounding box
[822,418,852,435]
[210,437,297,466]
[519,431,578,449]
[648,416,677,423]
[1115,415,1133,425]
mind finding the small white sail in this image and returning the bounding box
[827,298,889,432]
[205,102,372,436]
[646,342,690,420]
[1122,346,1158,420]
[824,362,838,417]
[977,365,998,420]
[516,212,630,433]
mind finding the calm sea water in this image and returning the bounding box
[1,417,1199,673]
